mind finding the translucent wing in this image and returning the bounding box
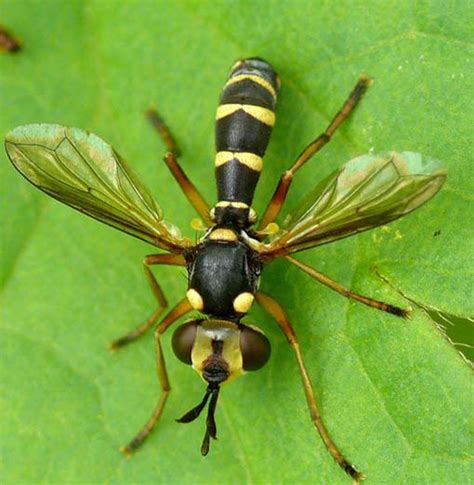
[5,124,191,253]
[261,152,446,257]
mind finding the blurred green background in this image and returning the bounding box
[0,1,472,484]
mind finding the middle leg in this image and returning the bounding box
[121,296,193,455]
[286,255,409,317]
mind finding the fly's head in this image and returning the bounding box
[171,318,271,454]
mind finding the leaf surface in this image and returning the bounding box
[0,1,472,484]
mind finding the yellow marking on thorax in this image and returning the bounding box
[215,151,263,171]
[216,104,275,126]
[225,74,277,99]
[186,289,204,311]
[215,201,249,209]
[208,228,238,241]
[233,292,255,313]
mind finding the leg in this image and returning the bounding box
[147,108,212,225]
[258,76,372,230]
[147,108,181,156]
[121,297,193,455]
[163,153,212,225]
[286,255,409,317]
[255,291,364,482]
[109,253,186,350]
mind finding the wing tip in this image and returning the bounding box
[5,123,69,146]
[392,151,447,177]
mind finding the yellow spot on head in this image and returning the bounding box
[186,289,203,311]
[233,292,255,313]
[209,228,238,241]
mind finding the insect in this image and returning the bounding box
[5,58,446,481]
[0,26,21,53]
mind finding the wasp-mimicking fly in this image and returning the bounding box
[5,58,446,481]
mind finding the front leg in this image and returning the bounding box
[121,297,192,455]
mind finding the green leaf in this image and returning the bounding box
[1,1,472,484]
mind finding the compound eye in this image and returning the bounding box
[172,321,198,364]
[240,325,271,371]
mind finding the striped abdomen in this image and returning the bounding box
[214,58,279,227]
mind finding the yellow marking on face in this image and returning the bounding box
[186,289,204,311]
[215,151,263,171]
[233,292,255,313]
[216,104,275,126]
[225,74,277,99]
[191,320,244,384]
[208,228,238,241]
[215,201,249,209]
